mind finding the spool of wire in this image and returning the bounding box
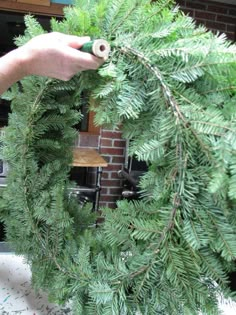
[80,39,110,58]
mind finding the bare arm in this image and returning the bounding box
[0,32,105,95]
[0,49,25,95]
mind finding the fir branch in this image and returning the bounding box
[133,0,175,36]
[206,210,236,261]
[200,249,228,287]
[130,219,162,240]
[192,120,235,135]
[109,1,138,35]
[133,264,152,302]
[19,83,79,281]
[168,60,226,78]
[127,196,180,283]
[119,46,186,124]
[172,89,216,161]
[200,86,236,95]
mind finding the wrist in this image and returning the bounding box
[0,48,29,94]
[2,47,29,79]
[15,46,34,78]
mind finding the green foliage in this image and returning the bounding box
[1,0,236,314]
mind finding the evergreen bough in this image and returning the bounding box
[1,0,236,314]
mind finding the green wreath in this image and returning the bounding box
[1,0,236,314]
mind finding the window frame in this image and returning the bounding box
[0,0,64,16]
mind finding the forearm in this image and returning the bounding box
[0,48,26,95]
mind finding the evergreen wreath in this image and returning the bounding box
[1,0,236,314]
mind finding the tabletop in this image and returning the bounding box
[72,148,108,167]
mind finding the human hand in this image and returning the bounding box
[18,32,106,81]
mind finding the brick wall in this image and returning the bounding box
[99,129,126,209]
[177,0,236,41]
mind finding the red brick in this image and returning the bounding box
[111,171,121,179]
[100,139,113,147]
[109,187,123,195]
[102,179,122,187]
[207,5,228,15]
[100,195,119,202]
[101,172,109,179]
[107,164,122,171]
[205,20,226,31]
[101,130,122,139]
[176,0,185,6]
[102,169,110,175]
[100,147,124,156]
[114,140,126,148]
[112,156,125,164]
[195,11,216,21]
[101,187,108,194]
[79,133,99,148]
[225,32,235,40]
[181,8,195,17]
[195,19,206,27]
[227,24,236,32]
[217,15,236,24]
[185,1,206,10]
[228,9,236,16]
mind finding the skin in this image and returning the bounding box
[0,32,105,95]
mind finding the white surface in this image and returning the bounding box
[219,300,236,315]
[0,254,71,315]
[0,254,236,314]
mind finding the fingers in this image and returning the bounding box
[69,36,92,49]
[64,45,105,70]
[50,32,106,69]
[22,32,106,80]
[50,32,91,49]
